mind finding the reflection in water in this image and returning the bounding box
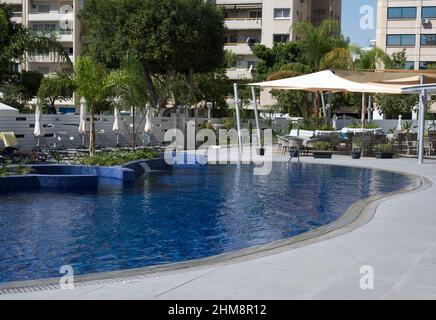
[0,163,410,283]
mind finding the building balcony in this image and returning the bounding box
[226,68,254,80]
[58,33,74,42]
[28,12,62,22]
[27,54,73,64]
[224,43,255,55]
[224,18,262,30]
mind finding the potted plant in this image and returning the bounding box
[351,137,363,159]
[312,141,333,159]
[375,143,395,159]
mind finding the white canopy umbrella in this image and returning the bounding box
[144,109,152,145]
[250,70,404,94]
[332,114,338,130]
[78,97,87,147]
[112,107,121,146]
[397,115,403,131]
[0,102,19,116]
[34,104,43,146]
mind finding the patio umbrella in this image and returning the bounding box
[397,115,403,131]
[34,104,43,146]
[332,114,338,130]
[78,97,87,147]
[112,107,121,146]
[144,109,152,145]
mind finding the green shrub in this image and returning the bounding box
[0,164,8,177]
[363,122,380,129]
[352,137,363,150]
[78,149,159,167]
[297,118,334,131]
[375,143,394,153]
[0,165,35,177]
[312,141,332,151]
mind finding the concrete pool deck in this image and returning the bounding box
[1,156,436,300]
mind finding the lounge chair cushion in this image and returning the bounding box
[0,132,18,148]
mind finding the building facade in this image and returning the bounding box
[215,0,342,80]
[2,0,83,113]
[377,0,436,70]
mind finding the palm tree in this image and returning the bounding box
[37,73,75,113]
[1,7,71,82]
[267,19,349,118]
[74,56,110,157]
[106,58,151,151]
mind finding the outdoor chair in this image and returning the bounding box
[0,132,34,162]
[396,133,406,152]
[429,131,436,155]
[405,133,418,155]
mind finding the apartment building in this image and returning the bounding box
[377,0,436,71]
[2,0,83,112]
[215,0,342,80]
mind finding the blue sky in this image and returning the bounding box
[342,0,377,47]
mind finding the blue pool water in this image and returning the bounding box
[0,163,411,283]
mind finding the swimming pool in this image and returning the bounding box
[0,163,411,284]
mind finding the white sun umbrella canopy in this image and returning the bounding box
[144,109,152,145]
[332,114,338,130]
[33,104,43,147]
[34,104,43,137]
[250,70,404,94]
[112,107,121,146]
[397,115,403,131]
[78,97,87,147]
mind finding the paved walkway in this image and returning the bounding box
[2,156,436,300]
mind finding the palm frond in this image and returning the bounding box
[321,48,353,70]
[7,29,72,68]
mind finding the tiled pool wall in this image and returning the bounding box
[0,159,171,193]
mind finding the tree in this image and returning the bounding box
[106,58,151,150]
[38,73,75,113]
[1,5,71,83]
[374,94,418,119]
[74,56,110,157]
[81,0,225,109]
[291,19,348,73]
[252,42,304,80]
[19,70,44,101]
[270,90,310,118]
[265,19,349,118]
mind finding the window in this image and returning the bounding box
[32,24,56,32]
[273,34,290,43]
[404,61,415,70]
[421,34,436,46]
[387,7,417,19]
[386,34,415,46]
[38,5,50,13]
[419,61,436,70]
[274,8,291,19]
[422,7,436,19]
[249,11,262,19]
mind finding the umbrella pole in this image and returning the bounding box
[233,83,243,155]
[251,87,262,148]
[418,89,426,165]
[320,91,327,118]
